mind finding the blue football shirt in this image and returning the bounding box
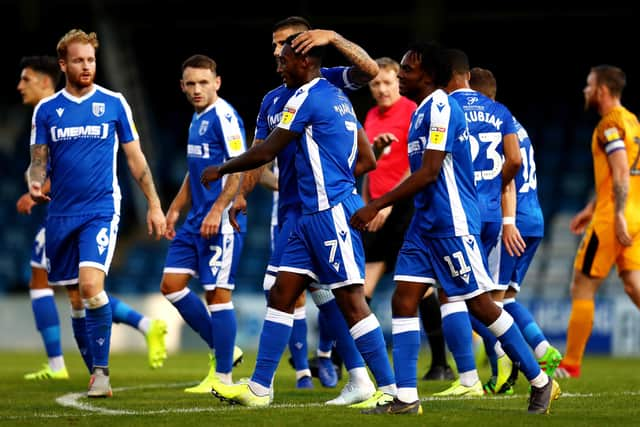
[183,97,247,234]
[255,66,363,221]
[31,85,138,217]
[407,89,479,237]
[449,88,518,222]
[513,117,544,237]
[276,77,360,214]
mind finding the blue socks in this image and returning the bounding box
[311,290,365,370]
[351,314,395,388]
[392,317,421,390]
[252,308,293,388]
[71,312,93,373]
[289,307,310,373]
[31,289,63,358]
[166,288,214,349]
[317,308,334,354]
[109,294,143,329]
[504,299,545,350]
[210,302,237,373]
[84,298,112,369]
[441,302,476,374]
[487,311,541,381]
[470,314,499,376]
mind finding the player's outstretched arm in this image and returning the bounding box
[201,128,296,187]
[351,149,444,231]
[229,156,278,232]
[237,138,271,197]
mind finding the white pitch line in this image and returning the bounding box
[424,390,640,401]
[55,382,192,415]
[53,382,325,417]
[13,383,625,420]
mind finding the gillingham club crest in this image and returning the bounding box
[92,102,105,117]
[199,120,209,136]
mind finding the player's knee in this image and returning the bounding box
[267,284,296,312]
[391,290,419,316]
[467,293,499,324]
[334,291,371,324]
[160,276,187,295]
[207,287,232,304]
[83,290,109,309]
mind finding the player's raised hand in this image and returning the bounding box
[291,29,334,54]
[201,165,222,189]
[373,133,398,151]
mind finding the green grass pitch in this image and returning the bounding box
[2,350,640,426]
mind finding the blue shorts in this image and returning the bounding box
[264,205,302,291]
[269,223,277,255]
[30,223,47,270]
[393,223,436,286]
[498,236,542,292]
[46,213,120,286]
[267,205,302,273]
[163,227,244,291]
[279,193,365,289]
[481,220,506,291]
[428,234,495,301]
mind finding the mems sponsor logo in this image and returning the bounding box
[268,112,283,129]
[50,124,109,141]
[408,136,426,155]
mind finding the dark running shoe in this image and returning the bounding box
[317,356,338,388]
[528,376,561,414]
[361,398,423,415]
[308,356,341,384]
[296,375,314,389]
[422,365,456,381]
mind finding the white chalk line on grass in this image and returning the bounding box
[49,382,324,418]
[4,383,640,420]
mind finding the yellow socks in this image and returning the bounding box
[564,299,595,366]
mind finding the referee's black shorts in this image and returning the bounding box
[362,197,414,273]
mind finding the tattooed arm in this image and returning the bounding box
[609,148,632,246]
[291,30,379,86]
[121,140,166,239]
[27,144,51,203]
